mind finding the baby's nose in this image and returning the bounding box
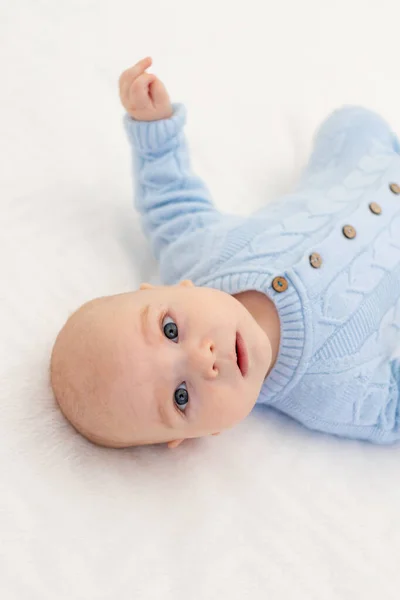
[189,340,218,379]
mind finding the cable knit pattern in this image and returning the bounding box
[124,105,400,444]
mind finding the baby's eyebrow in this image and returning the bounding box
[153,378,177,431]
[157,398,176,430]
[141,310,178,431]
[140,304,151,344]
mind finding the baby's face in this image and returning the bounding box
[52,281,273,448]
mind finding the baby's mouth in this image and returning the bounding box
[235,332,248,377]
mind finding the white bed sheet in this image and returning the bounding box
[2,1,400,598]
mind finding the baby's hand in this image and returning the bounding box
[119,57,173,122]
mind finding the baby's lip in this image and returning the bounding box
[235,331,248,377]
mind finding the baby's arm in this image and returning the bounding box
[120,58,220,263]
[299,106,400,189]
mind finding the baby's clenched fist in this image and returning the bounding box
[119,57,173,122]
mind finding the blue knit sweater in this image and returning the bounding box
[124,104,400,444]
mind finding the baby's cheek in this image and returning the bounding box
[226,384,257,424]
[205,386,250,429]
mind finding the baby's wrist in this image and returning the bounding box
[124,103,186,153]
[128,106,174,122]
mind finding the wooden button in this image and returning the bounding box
[310,253,322,268]
[272,276,288,293]
[343,225,356,239]
[369,202,382,215]
[390,183,400,195]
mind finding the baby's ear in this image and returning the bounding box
[167,439,185,449]
[179,280,194,288]
[139,282,154,290]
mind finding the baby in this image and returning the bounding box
[51,57,400,448]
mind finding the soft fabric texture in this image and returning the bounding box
[4,2,400,598]
[124,104,400,444]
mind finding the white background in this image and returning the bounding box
[1,1,400,598]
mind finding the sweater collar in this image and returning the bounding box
[197,269,309,405]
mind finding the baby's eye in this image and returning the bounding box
[162,315,178,343]
[174,383,189,411]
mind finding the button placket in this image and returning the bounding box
[369,202,382,215]
[310,253,322,268]
[343,225,356,239]
[272,277,288,293]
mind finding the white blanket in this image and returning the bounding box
[2,1,400,598]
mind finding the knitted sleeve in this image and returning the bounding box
[274,354,400,445]
[333,356,400,444]
[123,104,220,263]
[298,106,400,190]
[373,356,400,443]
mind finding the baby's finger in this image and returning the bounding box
[123,57,152,84]
[119,58,152,105]
[149,77,168,106]
[130,73,156,108]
